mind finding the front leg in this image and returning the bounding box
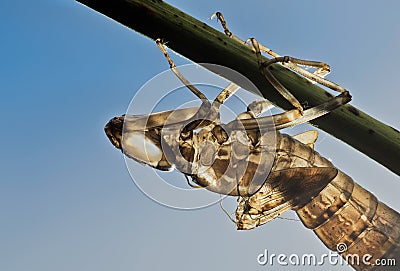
[156,39,240,133]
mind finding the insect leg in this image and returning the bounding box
[211,13,347,98]
[228,91,351,131]
[234,99,275,122]
[212,82,240,111]
[157,39,244,133]
[156,39,216,132]
[250,38,348,94]
[211,12,280,59]
[246,38,351,126]
[249,38,305,113]
[183,82,241,133]
[210,12,243,45]
[246,100,275,118]
[254,40,331,80]
[156,39,209,102]
[211,12,329,79]
[272,91,351,130]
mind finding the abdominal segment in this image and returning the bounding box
[296,170,400,271]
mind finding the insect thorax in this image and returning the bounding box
[160,122,277,197]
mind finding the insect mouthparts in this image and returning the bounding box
[105,115,124,149]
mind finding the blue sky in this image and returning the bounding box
[1,1,399,270]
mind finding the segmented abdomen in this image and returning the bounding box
[236,132,399,270]
[296,168,400,271]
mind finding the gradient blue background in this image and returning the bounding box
[1,1,399,270]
